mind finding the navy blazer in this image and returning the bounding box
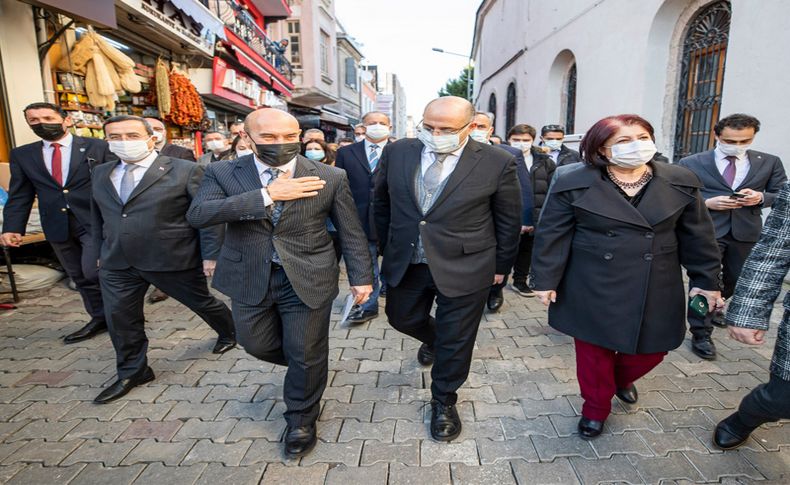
[3,136,115,243]
[335,141,379,240]
[678,149,787,242]
[495,144,534,226]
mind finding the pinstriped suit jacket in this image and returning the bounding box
[187,154,373,309]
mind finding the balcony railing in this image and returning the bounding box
[208,0,294,81]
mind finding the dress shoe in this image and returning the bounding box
[380,287,387,298]
[63,319,108,344]
[578,417,604,439]
[417,343,435,366]
[94,367,155,404]
[212,338,236,354]
[511,281,534,297]
[487,289,504,312]
[711,310,727,328]
[284,424,317,457]
[147,288,169,304]
[430,400,462,441]
[616,384,638,404]
[691,335,717,360]
[714,412,757,450]
[346,308,379,324]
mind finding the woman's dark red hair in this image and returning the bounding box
[579,114,655,167]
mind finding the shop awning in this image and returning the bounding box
[249,0,291,20]
[24,0,117,28]
[230,46,272,85]
[170,0,226,40]
[320,111,351,127]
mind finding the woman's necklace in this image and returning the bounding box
[607,167,653,190]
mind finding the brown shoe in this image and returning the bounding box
[147,288,169,304]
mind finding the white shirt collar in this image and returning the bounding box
[43,132,73,149]
[254,155,298,177]
[365,138,388,151]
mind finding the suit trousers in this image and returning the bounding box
[689,232,755,336]
[99,266,234,379]
[49,213,104,321]
[738,373,790,427]
[385,264,488,405]
[574,338,666,421]
[491,232,533,292]
[361,241,383,313]
[232,265,333,427]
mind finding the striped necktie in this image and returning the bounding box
[368,144,380,171]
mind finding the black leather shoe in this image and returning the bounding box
[714,412,757,450]
[578,417,604,439]
[711,310,727,328]
[147,288,169,304]
[487,289,504,312]
[616,384,638,404]
[63,319,108,344]
[212,338,236,354]
[430,400,461,441]
[284,424,317,458]
[94,367,155,404]
[417,343,435,366]
[691,336,717,360]
[346,309,379,324]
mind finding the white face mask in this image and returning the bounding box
[236,148,253,157]
[608,139,657,168]
[417,126,467,154]
[355,135,366,143]
[152,131,165,143]
[206,139,226,152]
[717,141,750,158]
[510,141,532,153]
[544,139,563,151]
[108,139,153,162]
[365,124,390,140]
[469,129,490,144]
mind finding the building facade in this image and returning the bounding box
[377,72,407,138]
[472,0,790,163]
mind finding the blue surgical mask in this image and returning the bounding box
[469,129,490,144]
[305,149,325,161]
[544,139,563,151]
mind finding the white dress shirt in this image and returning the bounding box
[420,141,468,183]
[524,151,534,172]
[714,145,750,188]
[110,150,158,196]
[364,138,388,164]
[256,156,297,207]
[42,132,74,182]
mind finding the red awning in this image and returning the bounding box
[230,46,272,85]
[248,0,290,19]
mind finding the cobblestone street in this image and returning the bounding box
[0,273,787,484]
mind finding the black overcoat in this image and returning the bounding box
[530,162,721,354]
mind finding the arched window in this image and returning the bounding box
[488,93,497,127]
[673,1,731,160]
[564,63,577,134]
[505,83,517,134]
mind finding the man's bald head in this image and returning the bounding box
[242,108,301,145]
[421,96,477,145]
[424,96,475,125]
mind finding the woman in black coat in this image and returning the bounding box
[530,114,723,439]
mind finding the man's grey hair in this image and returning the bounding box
[103,115,154,135]
[475,111,495,124]
[362,111,391,125]
[304,128,324,136]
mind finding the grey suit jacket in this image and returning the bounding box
[187,154,373,309]
[677,149,787,242]
[91,155,217,271]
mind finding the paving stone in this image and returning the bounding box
[378,372,421,388]
[651,408,713,432]
[113,401,175,421]
[324,463,388,485]
[638,429,709,456]
[605,410,662,434]
[589,430,653,458]
[165,401,224,420]
[70,462,146,485]
[389,463,450,485]
[226,418,286,443]
[2,438,82,466]
[133,462,206,484]
[5,463,86,485]
[420,439,478,466]
[61,439,138,466]
[477,437,538,464]
[338,419,395,442]
[548,415,581,437]
[217,400,274,420]
[501,416,557,439]
[491,382,542,402]
[260,463,328,485]
[320,401,374,422]
[371,402,423,422]
[739,448,790,481]
[0,442,25,463]
[511,457,580,485]
[360,440,419,466]
[239,439,293,465]
[323,385,354,403]
[571,454,643,484]
[0,463,26,483]
[451,462,517,485]
[181,439,252,466]
[7,419,79,442]
[122,439,196,466]
[203,385,258,403]
[301,440,364,466]
[157,385,211,403]
[520,397,576,418]
[14,370,74,386]
[332,371,377,386]
[684,450,764,481]
[474,401,525,420]
[195,463,265,485]
[662,389,724,410]
[629,452,705,484]
[63,418,132,442]
[61,400,127,421]
[8,401,79,421]
[532,435,595,460]
[351,385,399,403]
[118,420,182,441]
[751,424,790,451]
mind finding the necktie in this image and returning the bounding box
[424,152,449,193]
[722,155,737,187]
[368,144,380,171]
[51,143,63,186]
[119,164,139,203]
[266,168,284,225]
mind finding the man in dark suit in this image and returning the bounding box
[678,113,787,360]
[91,116,236,404]
[334,110,392,323]
[374,96,522,441]
[469,112,534,312]
[187,108,373,458]
[540,124,582,166]
[2,102,111,344]
[145,117,196,162]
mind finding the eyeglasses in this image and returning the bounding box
[418,121,471,136]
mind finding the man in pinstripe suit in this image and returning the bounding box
[188,108,373,458]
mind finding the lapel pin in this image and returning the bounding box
[159,167,165,171]
[80,148,86,152]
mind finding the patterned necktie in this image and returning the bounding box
[119,163,139,203]
[722,155,737,187]
[266,168,284,225]
[368,144,380,171]
[51,143,63,186]
[424,152,449,193]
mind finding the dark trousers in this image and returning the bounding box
[99,266,234,379]
[385,264,488,405]
[738,373,790,427]
[49,214,104,321]
[232,265,332,427]
[492,232,533,293]
[574,338,666,421]
[689,233,755,337]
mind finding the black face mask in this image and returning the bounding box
[254,142,301,167]
[31,122,66,141]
